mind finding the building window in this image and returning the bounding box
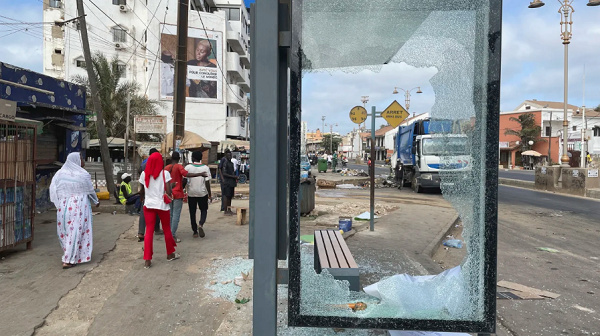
[573,125,577,131]
[545,126,551,137]
[76,60,86,68]
[220,7,240,21]
[112,0,126,5]
[112,27,127,42]
[49,0,62,8]
[54,49,62,54]
[525,105,531,110]
[113,64,126,78]
[594,127,600,137]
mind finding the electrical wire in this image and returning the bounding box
[144,9,169,96]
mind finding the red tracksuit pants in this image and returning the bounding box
[143,207,177,260]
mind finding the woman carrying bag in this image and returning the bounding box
[138,152,180,268]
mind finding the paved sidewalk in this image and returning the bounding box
[0,197,251,336]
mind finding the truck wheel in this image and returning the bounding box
[412,175,422,193]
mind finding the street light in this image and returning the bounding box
[392,87,423,116]
[529,0,598,167]
[325,123,338,155]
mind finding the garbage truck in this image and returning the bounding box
[391,119,470,192]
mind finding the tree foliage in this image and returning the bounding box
[322,134,342,153]
[504,113,545,149]
[595,104,600,112]
[72,53,163,141]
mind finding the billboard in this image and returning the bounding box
[160,24,223,102]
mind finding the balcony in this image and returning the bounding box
[227,30,244,54]
[227,84,246,110]
[239,49,250,68]
[226,52,243,81]
[226,116,247,138]
[239,68,250,91]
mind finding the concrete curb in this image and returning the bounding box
[498,177,535,189]
[423,215,460,258]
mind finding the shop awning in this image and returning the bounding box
[162,131,211,152]
[220,139,250,152]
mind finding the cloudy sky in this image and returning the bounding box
[2,0,599,134]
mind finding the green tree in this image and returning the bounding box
[504,113,545,150]
[72,53,163,141]
[594,104,600,112]
[322,134,342,153]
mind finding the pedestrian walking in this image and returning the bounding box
[218,153,227,211]
[49,152,99,269]
[220,149,238,216]
[185,151,212,238]
[231,155,239,176]
[138,152,179,269]
[164,151,207,242]
[137,148,163,241]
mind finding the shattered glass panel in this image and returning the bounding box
[291,0,498,331]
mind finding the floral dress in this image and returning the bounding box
[57,193,95,264]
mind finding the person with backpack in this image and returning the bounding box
[164,151,208,242]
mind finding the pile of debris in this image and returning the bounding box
[339,169,368,177]
[303,202,398,227]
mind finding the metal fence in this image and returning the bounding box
[0,120,36,251]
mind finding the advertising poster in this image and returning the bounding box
[160,24,223,102]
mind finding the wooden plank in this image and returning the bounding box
[497,280,560,299]
[318,230,339,268]
[331,230,358,268]
[326,230,349,268]
[313,231,330,269]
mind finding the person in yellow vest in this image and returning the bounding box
[587,152,592,164]
[119,173,141,215]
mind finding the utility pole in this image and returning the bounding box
[172,0,189,152]
[124,92,131,172]
[581,65,587,168]
[76,0,116,197]
[548,110,553,165]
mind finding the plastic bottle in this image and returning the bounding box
[443,239,463,249]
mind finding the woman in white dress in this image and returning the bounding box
[50,152,99,269]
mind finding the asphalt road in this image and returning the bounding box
[494,185,600,335]
[498,169,535,182]
[343,162,391,175]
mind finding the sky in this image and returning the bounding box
[1,0,599,135]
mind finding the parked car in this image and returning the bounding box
[301,154,312,176]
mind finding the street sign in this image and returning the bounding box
[349,106,367,124]
[588,169,598,178]
[0,98,16,122]
[134,115,167,134]
[381,100,409,128]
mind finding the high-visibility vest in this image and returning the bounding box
[119,182,131,205]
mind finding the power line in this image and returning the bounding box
[145,9,169,96]
[123,0,166,67]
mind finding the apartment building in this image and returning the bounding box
[42,0,250,142]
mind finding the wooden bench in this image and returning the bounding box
[227,206,248,225]
[314,229,360,291]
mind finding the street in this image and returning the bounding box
[498,169,536,182]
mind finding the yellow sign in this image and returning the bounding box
[349,106,367,124]
[381,100,409,128]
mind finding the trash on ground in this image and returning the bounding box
[300,234,314,245]
[572,305,595,313]
[443,239,463,249]
[235,298,250,304]
[537,247,559,253]
[497,291,545,300]
[354,212,379,221]
[497,280,560,299]
[337,184,363,189]
[205,257,254,302]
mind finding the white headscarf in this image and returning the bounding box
[49,152,95,207]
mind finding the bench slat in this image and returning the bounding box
[319,230,340,268]
[326,230,349,268]
[332,230,358,268]
[314,230,330,269]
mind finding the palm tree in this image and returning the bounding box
[72,53,163,141]
[504,113,545,151]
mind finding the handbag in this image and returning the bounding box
[162,171,173,204]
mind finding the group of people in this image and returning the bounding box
[51,148,240,269]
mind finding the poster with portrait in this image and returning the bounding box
[159,24,223,102]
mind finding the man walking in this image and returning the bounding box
[218,153,227,211]
[164,151,207,242]
[185,151,212,238]
[220,149,238,216]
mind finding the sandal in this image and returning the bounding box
[62,263,74,269]
[137,235,144,242]
[144,260,152,269]
[167,253,181,261]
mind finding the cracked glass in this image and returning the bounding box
[288,0,501,332]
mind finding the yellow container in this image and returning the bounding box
[96,191,110,200]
